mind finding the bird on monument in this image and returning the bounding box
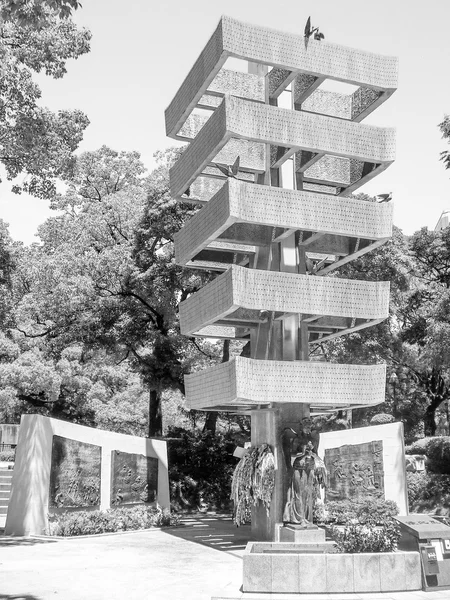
[375,192,393,203]
[306,255,329,275]
[304,16,325,43]
[213,155,240,179]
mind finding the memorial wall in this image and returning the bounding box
[5,414,170,536]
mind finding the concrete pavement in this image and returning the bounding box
[1,514,450,600]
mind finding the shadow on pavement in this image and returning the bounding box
[0,595,42,599]
[0,536,56,547]
[164,512,252,554]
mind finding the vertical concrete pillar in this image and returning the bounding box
[251,403,309,540]
[250,80,310,541]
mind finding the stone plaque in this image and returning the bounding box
[49,436,101,508]
[111,451,158,505]
[395,515,450,540]
[324,440,384,502]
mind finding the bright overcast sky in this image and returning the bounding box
[1,0,450,244]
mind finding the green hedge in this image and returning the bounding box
[48,505,180,536]
[407,471,450,512]
[315,498,399,526]
[405,436,450,474]
[317,498,401,553]
[331,521,401,553]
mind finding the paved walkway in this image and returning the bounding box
[0,514,449,600]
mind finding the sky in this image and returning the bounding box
[1,0,450,244]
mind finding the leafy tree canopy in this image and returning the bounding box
[7,147,220,435]
[0,0,90,197]
[324,220,450,438]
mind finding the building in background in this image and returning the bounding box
[435,210,450,231]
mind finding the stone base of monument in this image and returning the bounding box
[278,523,325,543]
[243,542,422,594]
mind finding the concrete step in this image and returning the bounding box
[0,492,10,500]
[0,483,11,490]
[0,499,9,507]
[0,508,7,516]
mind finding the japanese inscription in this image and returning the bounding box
[324,440,384,502]
[49,436,101,508]
[111,451,158,506]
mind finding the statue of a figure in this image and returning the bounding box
[282,435,327,526]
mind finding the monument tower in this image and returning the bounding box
[165,16,397,540]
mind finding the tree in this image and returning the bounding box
[0,0,90,197]
[10,147,216,436]
[404,226,450,435]
[1,0,82,29]
[439,115,450,171]
[324,221,450,437]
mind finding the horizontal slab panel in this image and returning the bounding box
[179,264,389,336]
[175,179,392,269]
[165,16,398,138]
[170,95,395,198]
[185,356,386,411]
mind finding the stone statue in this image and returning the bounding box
[281,417,320,470]
[282,436,327,526]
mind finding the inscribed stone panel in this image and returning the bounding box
[324,440,384,501]
[49,435,101,508]
[111,450,158,505]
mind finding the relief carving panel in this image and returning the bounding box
[324,440,384,502]
[111,451,158,506]
[49,436,101,508]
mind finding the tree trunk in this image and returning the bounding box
[416,368,450,437]
[203,340,230,434]
[148,389,163,437]
[203,411,218,434]
[424,404,438,437]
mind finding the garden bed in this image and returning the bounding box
[47,505,180,536]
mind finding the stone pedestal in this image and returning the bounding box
[279,524,326,543]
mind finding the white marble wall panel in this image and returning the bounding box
[319,423,408,514]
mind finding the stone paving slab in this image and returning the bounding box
[0,513,449,600]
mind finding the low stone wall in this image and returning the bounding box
[243,542,421,594]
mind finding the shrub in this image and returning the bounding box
[426,437,450,474]
[0,449,15,462]
[405,437,436,455]
[49,505,180,536]
[407,471,450,512]
[168,427,236,510]
[407,472,428,507]
[332,520,401,553]
[370,413,394,425]
[404,436,450,474]
[319,498,399,526]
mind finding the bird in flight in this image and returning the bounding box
[376,192,393,203]
[214,155,240,179]
[304,17,325,43]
